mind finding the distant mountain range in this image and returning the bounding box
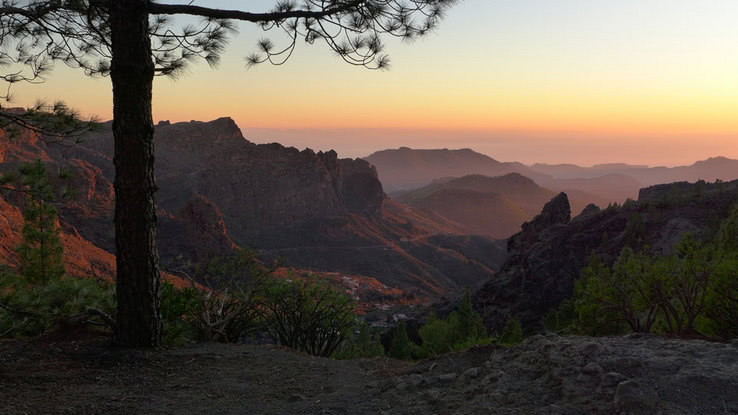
[530,157,738,183]
[363,147,549,192]
[365,147,738,206]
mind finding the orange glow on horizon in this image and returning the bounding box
[8,0,738,166]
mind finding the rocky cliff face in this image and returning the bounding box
[475,180,738,333]
[67,118,386,248]
[1,118,504,300]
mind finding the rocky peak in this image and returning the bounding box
[575,203,602,220]
[520,192,570,235]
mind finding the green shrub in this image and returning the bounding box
[0,270,115,338]
[703,256,738,339]
[543,298,576,334]
[333,321,385,359]
[411,290,490,359]
[703,206,738,340]
[417,313,453,356]
[160,282,201,346]
[565,206,738,339]
[499,317,523,345]
[456,290,487,341]
[389,321,413,360]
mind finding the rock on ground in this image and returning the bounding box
[384,333,738,415]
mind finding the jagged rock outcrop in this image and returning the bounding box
[475,180,738,333]
[158,195,239,264]
[513,191,570,244]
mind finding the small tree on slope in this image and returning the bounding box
[16,160,65,284]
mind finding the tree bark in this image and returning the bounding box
[110,0,161,347]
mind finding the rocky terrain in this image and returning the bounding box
[0,119,504,302]
[474,179,738,333]
[2,331,736,414]
[388,333,738,415]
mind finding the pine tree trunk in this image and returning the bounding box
[110,0,162,347]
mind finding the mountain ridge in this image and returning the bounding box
[0,118,506,303]
[366,146,738,210]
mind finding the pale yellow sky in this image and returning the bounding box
[10,0,738,165]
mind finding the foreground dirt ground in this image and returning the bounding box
[2,331,737,414]
[0,330,409,415]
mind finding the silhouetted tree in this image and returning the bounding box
[0,0,458,347]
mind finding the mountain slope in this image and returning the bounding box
[392,173,605,239]
[538,173,643,206]
[364,147,549,192]
[1,119,507,301]
[393,173,555,238]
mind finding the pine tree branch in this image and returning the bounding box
[148,1,365,22]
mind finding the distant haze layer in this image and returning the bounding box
[244,127,738,167]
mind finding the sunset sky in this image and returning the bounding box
[13,0,738,165]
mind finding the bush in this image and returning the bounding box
[259,273,356,357]
[160,282,202,346]
[390,290,491,360]
[168,251,274,344]
[0,269,115,337]
[389,321,413,360]
[543,298,576,334]
[456,290,487,341]
[565,206,738,339]
[164,253,363,351]
[417,313,453,356]
[703,206,738,340]
[499,317,523,345]
[333,321,385,359]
